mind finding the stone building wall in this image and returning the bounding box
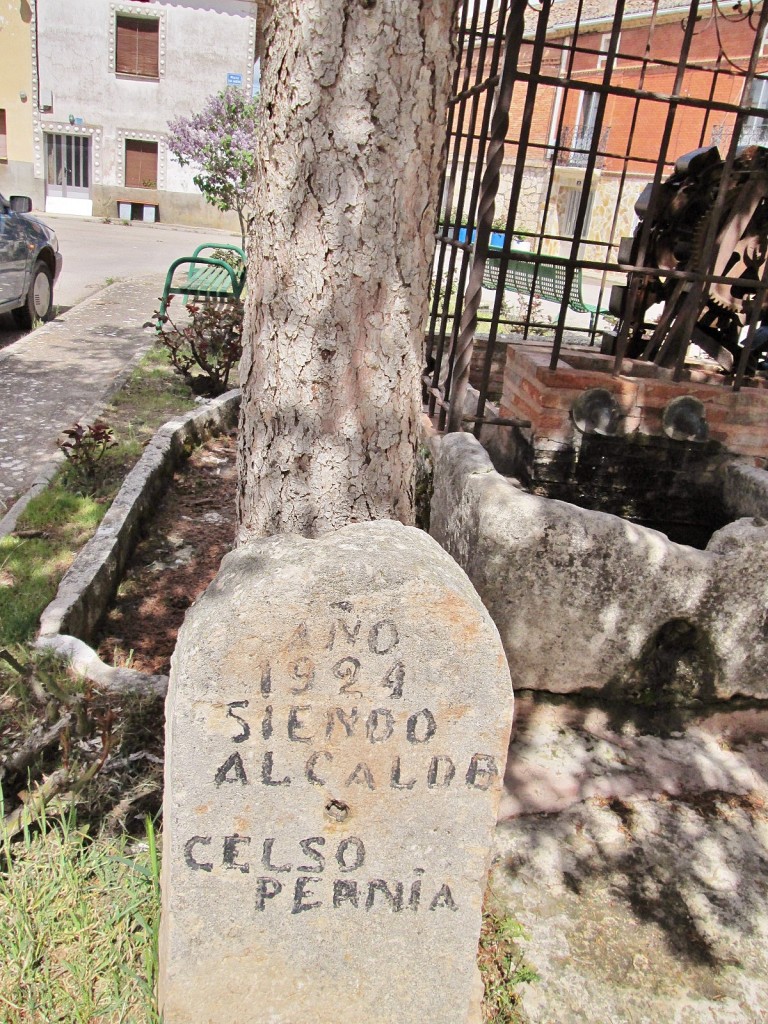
[32,0,258,222]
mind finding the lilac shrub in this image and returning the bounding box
[168,89,260,246]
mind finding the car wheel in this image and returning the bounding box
[12,262,54,330]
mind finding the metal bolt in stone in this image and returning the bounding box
[325,799,350,822]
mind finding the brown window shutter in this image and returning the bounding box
[136,20,159,77]
[0,110,7,160]
[116,17,137,74]
[116,16,159,78]
[125,139,158,188]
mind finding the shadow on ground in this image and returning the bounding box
[0,308,74,350]
[494,694,768,1023]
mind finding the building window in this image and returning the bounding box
[741,77,768,147]
[596,32,619,70]
[116,16,159,78]
[570,89,599,165]
[125,139,158,188]
[0,110,7,160]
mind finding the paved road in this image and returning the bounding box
[0,214,241,344]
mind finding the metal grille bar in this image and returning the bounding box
[427,0,768,434]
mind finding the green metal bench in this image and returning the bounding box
[482,249,607,329]
[156,243,247,328]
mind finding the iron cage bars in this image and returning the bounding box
[427,0,768,438]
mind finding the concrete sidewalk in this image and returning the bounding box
[0,276,164,531]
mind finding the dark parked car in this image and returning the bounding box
[0,194,63,328]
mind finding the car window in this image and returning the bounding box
[0,202,23,242]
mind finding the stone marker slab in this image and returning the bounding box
[159,520,514,1024]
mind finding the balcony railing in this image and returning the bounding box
[711,121,768,148]
[555,125,611,168]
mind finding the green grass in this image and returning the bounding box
[479,895,539,1023]
[0,811,161,1024]
[0,346,201,1021]
[106,345,197,442]
[0,488,107,646]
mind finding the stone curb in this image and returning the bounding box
[35,389,242,696]
[40,212,240,238]
[0,460,65,539]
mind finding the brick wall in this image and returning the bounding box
[501,346,768,462]
[564,20,768,174]
[498,345,768,541]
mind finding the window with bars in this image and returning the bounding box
[116,16,159,78]
[741,76,768,147]
[125,139,158,188]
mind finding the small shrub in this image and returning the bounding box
[155,297,243,396]
[502,291,553,336]
[58,421,118,487]
[479,897,538,1023]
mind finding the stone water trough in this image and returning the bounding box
[430,344,768,706]
[429,343,768,1021]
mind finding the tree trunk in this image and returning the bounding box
[236,0,457,541]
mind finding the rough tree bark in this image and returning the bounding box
[236,0,458,541]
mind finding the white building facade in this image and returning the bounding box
[31,0,258,227]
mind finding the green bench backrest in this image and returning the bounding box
[482,254,594,313]
[156,243,248,327]
[187,264,236,291]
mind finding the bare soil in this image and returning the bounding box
[96,429,238,675]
